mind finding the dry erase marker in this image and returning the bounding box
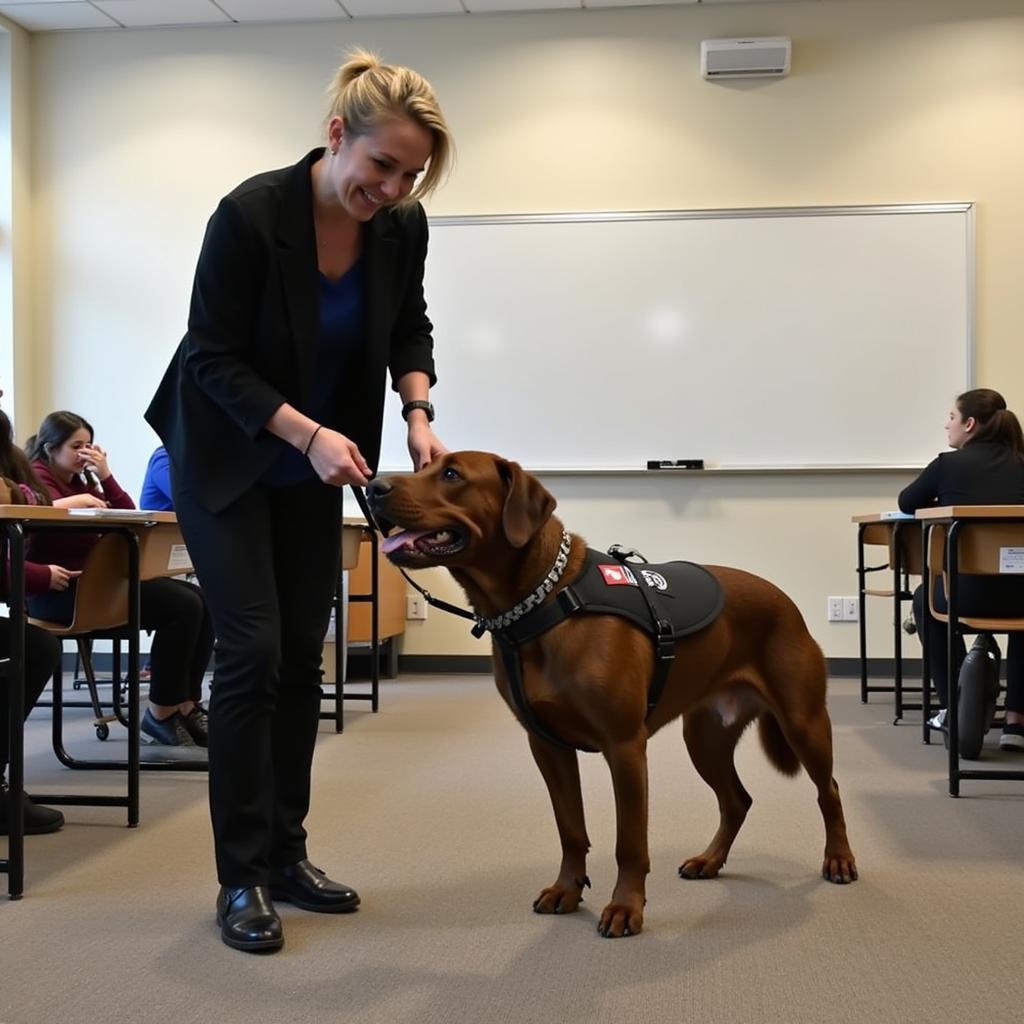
[646,459,705,470]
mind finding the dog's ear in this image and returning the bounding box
[498,459,556,548]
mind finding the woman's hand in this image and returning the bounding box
[306,427,372,487]
[48,565,82,592]
[53,493,109,510]
[78,443,111,481]
[408,422,448,471]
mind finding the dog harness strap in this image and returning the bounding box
[608,548,676,714]
[494,634,597,753]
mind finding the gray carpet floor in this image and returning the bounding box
[2,674,1021,1024]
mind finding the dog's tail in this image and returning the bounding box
[757,713,801,777]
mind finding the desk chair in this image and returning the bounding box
[856,519,923,722]
[923,516,1024,795]
[29,533,130,753]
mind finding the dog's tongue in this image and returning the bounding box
[381,528,433,555]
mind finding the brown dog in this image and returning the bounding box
[367,452,856,938]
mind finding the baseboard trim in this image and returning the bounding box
[57,653,954,681]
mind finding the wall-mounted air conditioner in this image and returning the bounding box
[701,37,792,80]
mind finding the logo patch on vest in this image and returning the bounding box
[598,564,638,586]
[640,570,669,591]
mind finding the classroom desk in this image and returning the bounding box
[851,513,923,722]
[0,506,178,899]
[916,505,1024,796]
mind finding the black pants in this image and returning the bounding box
[1,618,62,773]
[28,577,214,707]
[912,576,1024,714]
[172,475,343,887]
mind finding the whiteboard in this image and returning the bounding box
[378,204,973,472]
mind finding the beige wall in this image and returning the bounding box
[22,0,1024,660]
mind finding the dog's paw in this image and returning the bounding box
[596,900,643,938]
[532,883,585,916]
[821,852,858,884]
[678,855,724,880]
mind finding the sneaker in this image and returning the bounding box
[141,709,196,746]
[181,703,209,747]
[0,778,65,835]
[928,708,948,730]
[1000,724,1024,751]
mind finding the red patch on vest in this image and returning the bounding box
[598,564,637,586]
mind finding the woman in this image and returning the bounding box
[145,50,453,953]
[0,407,65,835]
[898,388,1024,752]
[24,411,215,749]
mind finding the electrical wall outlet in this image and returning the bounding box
[827,596,859,622]
[406,594,428,621]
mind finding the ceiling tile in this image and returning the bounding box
[92,0,231,28]
[465,1,580,11]
[217,0,350,21]
[584,1,695,7]
[341,1,464,16]
[0,2,120,30]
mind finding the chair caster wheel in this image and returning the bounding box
[95,723,110,741]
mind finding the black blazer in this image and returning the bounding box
[898,441,1024,512]
[145,149,436,514]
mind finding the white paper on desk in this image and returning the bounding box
[879,510,915,520]
[167,544,191,572]
[999,547,1024,573]
[67,508,153,520]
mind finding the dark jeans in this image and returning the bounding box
[912,576,1024,714]
[1,618,62,773]
[172,475,343,887]
[28,577,214,707]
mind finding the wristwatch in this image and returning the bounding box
[401,399,435,423]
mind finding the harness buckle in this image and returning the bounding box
[655,620,676,661]
[557,589,583,614]
[471,620,489,639]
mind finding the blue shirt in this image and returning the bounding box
[262,259,366,487]
[140,445,174,510]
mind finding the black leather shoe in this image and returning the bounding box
[269,860,360,914]
[216,886,284,952]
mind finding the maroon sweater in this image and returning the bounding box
[26,461,135,576]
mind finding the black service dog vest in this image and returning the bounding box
[490,548,725,751]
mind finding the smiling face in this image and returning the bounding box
[323,115,434,221]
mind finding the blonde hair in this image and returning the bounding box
[326,48,453,204]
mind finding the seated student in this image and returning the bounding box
[898,387,1024,751]
[0,407,69,834]
[140,444,173,512]
[23,412,215,748]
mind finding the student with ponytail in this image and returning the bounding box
[898,388,1024,753]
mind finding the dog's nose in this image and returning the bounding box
[366,478,392,507]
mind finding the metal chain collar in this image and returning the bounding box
[475,530,572,633]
